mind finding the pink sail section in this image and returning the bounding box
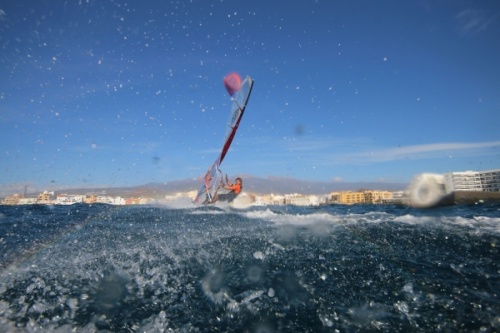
[195,76,254,204]
[224,72,242,96]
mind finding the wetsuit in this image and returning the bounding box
[217,183,241,202]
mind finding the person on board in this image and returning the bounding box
[212,176,242,203]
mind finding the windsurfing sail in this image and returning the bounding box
[194,74,254,204]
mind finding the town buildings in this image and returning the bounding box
[0,192,150,206]
[247,191,397,206]
[2,169,498,206]
[406,168,500,208]
[443,169,500,192]
[329,190,394,205]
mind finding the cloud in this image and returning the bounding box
[267,137,500,164]
[172,135,500,182]
[344,141,500,163]
[455,8,498,34]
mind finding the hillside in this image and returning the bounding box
[43,176,407,198]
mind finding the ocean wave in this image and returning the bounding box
[0,204,499,332]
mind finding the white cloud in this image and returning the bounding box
[262,137,500,164]
[342,141,500,163]
[178,135,500,181]
[455,8,497,34]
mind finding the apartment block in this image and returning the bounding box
[443,169,500,192]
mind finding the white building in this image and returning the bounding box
[284,194,318,206]
[96,196,126,205]
[18,197,38,205]
[55,194,85,205]
[480,169,500,191]
[443,169,500,192]
[165,191,197,202]
[382,191,405,204]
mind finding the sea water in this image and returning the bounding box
[0,203,499,332]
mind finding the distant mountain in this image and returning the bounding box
[49,176,407,198]
[240,175,406,195]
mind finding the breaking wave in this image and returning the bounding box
[0,203,499,332]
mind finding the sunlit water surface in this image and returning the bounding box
[0,203,499,332]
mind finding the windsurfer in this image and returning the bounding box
[212,176,242,203]
[194,74,253,205]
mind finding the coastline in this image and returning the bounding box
[453,191,500,205]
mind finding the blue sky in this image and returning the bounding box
[1,0,499,195]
